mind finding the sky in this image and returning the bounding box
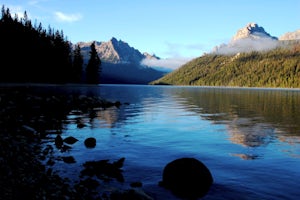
[1,0,300,68]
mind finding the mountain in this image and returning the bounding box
[213,23,279,54]
[231,22,277,41]
[279,29,300,41]
[77,38,166,84]
[142,52,160,60]
[151,23,300,88]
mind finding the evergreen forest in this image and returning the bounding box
[0,5,101,84]
[151,43,300,88]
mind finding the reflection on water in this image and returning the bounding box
[60,84,300,160]
[96,85,300,199]
[94,107,120,128]
[171,87,300,148]
[227,117,275,147]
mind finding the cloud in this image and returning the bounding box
[28,0,48,6]
[212,37,279,55]
[54,11,82,22]
[141,57,193,70]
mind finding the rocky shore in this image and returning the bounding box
[1,86,214,200]
[0,86,153,200]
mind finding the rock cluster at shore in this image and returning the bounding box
[0,87,149,199]
[0,86,213,200]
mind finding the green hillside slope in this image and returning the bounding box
[151,43,300,88]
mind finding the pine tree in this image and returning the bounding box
[72,44,83,83]
[86,41,101,84]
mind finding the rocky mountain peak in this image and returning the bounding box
[212,23,279,54]
[95,39,120,63]
[110,37,118,43]
[232,22,277,41]
[75,38,165,84]
[109,37,123,49]
[76,37,157,65]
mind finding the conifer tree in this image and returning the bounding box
[86,41,101,84]
[72,44,83,83]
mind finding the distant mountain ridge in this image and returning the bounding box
[76,23,300,84]
[76,38,165,84]
[77,37,160,65]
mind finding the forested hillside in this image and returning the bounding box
[151,43,300,88]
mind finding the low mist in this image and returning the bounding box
[212,37,279,55]
[141,57,193,70]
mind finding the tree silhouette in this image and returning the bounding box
[72,44,83,83]
[0,4,76,83]
[86,41,101,84]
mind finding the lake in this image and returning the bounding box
[16,84,300,199]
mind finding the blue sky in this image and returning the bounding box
[1,0,299,63]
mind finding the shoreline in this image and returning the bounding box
[0,88,153,199]
[1,82,300,91]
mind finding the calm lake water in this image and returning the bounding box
[25,84,300,199]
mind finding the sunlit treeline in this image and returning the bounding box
[152,41,300,88]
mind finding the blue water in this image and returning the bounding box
[43,84,300,199]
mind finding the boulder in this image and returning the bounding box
[84,137,96,148]
[63,136,79,144]
[160,157,213,199]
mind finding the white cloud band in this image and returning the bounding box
[54,11,82,22]
[141,57,193,70]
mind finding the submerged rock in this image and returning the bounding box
[54,134,63,148]
[159,157,213,199]
[110,188,153,200]
[62,156,76,164]
[63,136,79,145]
[84,137,96,148]
[80,158,125,183]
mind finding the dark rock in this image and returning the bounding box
[80,158,125,183]
[54,134,63,148]
[60,144,72,152]
[63,136,79,144]
[113,157,125,168]
[79,178,100,189]
[160,157,213,199]
[84,137,96,148]
[77,123,86,128]
[110,189,153,200]
[46,158,55,166]
[130,181,143,188]
[114,101,121,108]
[62,156,76,164]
